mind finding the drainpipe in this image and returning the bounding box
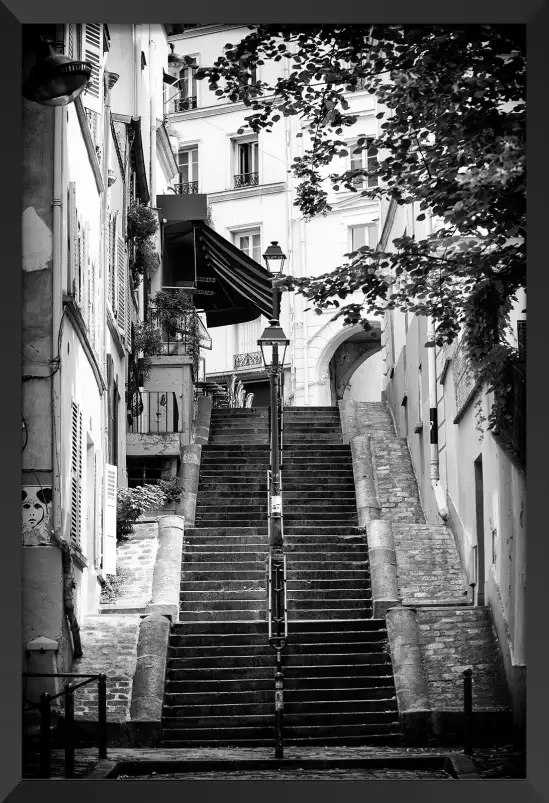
[53,97,83,659]
[149,28,157,209]
[282,67,296,402]
[52,105,63,541]
[297,129,309,406]
[426,317,448,521]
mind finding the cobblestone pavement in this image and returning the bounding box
[120,768,452,780]
[24,744,526,780]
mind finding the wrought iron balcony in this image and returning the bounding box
[234,351,263,369]
[129,390,179,434]
[146,306,201,357]
[174,181,199,194]
[234,172,259,189]
[173,96,197,112]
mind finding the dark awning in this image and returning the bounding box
[130,117,150,205]
[161,220,274,328]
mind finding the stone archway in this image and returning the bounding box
[306,318,382,406]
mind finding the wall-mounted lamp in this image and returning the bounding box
[23,40,92,107]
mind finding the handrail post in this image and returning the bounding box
[39,692,51,779]
[463,668,473,755]
[64,683,75,778]
[98,674,108,758]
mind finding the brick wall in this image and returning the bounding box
[71,614,141,723]
[417,607,510,711]
[101,522,158,610]
[370,437,425,524]
[392,524,468,605]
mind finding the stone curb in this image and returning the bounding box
[146,515,184,622]
[366,520,400,618]
[350,434,381,524]
[176,443,202,527]
[338,399,357,444]
[129,612,171,747]
[194,394,213,445]
[386,606,431,745]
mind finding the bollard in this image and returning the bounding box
[39,693,51,779]
[98,674,108,759]
[64,683,75,778]
[463,668,473,755]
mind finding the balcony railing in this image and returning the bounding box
[147,307,200,357]
[129,390,179,434]
[174,181,199,194]
[234,172,259,189]
[494,362,526,469]
[234,351,263,369]
[173,96,197,112]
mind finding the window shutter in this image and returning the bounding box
[66,24,74,59]
[68,182,79,297]
[108,213,116,313]
[70,401,83,547]
[81,23,103,115]
[82,221,90,324]
[125,276,132,348]
[115,212,127,336]
[103,464,117,574]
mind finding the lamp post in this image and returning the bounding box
[258,241,289,759]
[23,39,93,107]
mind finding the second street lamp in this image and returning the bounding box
[259,241,289,759]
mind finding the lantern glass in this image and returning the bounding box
[263,241,287,275]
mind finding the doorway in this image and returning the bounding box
[474,456,485,605]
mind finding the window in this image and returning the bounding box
[342,59,367,92]
[350,140,378,188]
[239,56,258,86]
[177,147,199,193]
[235,140,259,188]
[235,229,261,263]
[174,60,198,112]
[350,223,378,252]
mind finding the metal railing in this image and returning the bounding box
[174,181,199,194]
[147,307,200,357]
[494,362,526,468]
[23,672,107,779]
[234,172,259,189]
[173,96,197,112]
[234,351,262,369]
[129,390,179,434]
[463,668,473,754]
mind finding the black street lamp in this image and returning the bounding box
[23,40,93,107]
[258,241,289,759]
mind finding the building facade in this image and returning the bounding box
[379,198,527,733]
[166,24,385,408]
[22,23,178,686]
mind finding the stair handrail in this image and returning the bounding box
[23,672,107,778]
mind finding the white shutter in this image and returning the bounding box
[68,182,79,297]
[94,451,102,569]
[65,24,74,59]
[116,212,127,336]
[103,464,117,574]
[82,222,90,325]
[81,23,103,115]
[70,402,83,546]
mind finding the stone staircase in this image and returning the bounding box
[160,406,401,747]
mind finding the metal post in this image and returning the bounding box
[463,668,473,755]
[98,674,108,759]
[274,658,284,759]
[39,692,51,779]
[64,683,75,778]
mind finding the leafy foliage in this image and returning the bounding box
[116,484,168,539]
[195,24,525,433]
[127,204,160,288]
[157,477,183,503]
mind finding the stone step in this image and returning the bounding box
[286,588,371,600]
[168,638,386,656]
[166,660,390,682]
[194,520,268,528]
[185,527,268,536]
[161,720,400,743]
[160,733,402,748]
[287,608,373,620]
[178,610,267,622]
[165,674,394,696]
[183,561,265,572]
[179,599,267,612]
[182,571,266,581]
[179,590,267,602]
[163,697,397,718]
[164,685,395,706]
[167,650,387,669]
[162,710,399,732]
[184,542,268,552]
[283,526,361,536]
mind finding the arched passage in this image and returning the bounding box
[306,318,382,406]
